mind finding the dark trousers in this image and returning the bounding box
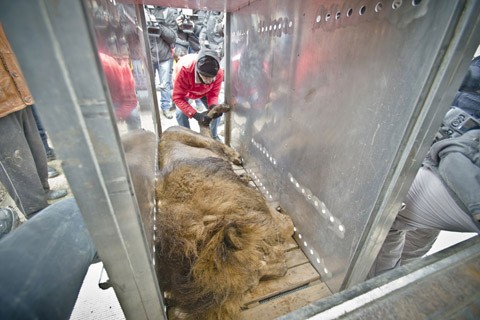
[0,106,49,216]
[0,198,96,319]
[31,104,54,155]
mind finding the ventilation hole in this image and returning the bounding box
[392,0,403,9]
[359,6,366,15]
[336,11,341,20]
[412,0,422,5]
[375,2,383,12]
[346,8,353,17]
[325,13,331,22]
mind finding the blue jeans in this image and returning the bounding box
[153,58,173,112]
[175,103,220,139]
[0,198,97,319]
[31,104,54,156]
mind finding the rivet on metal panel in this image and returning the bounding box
[392,0,403,10]
[359,5,366,16]
[287,172,345,239]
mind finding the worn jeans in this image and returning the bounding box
[153,58,173,112]
[0,197,97,320]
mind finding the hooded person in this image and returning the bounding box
[172,48,224,140]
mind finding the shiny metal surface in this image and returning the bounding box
[228,0,480,292]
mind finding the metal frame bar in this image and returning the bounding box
[0,1,166,319]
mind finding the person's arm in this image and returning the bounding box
[159,24,176,46]
[172,68,197,118]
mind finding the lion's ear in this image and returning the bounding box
[223,224,243,250]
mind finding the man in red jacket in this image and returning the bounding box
[172,48,223,140]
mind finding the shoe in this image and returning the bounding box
[0,207,19,239]
[48,166,60,179]
[47,189,68,201]
[46,149,56,161]
[162,110,173,119]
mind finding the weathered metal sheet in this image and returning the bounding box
[228,0,480,292]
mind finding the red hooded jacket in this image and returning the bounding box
[172,52,223,118]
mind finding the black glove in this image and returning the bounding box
[193,111,212,126]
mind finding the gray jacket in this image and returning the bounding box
[423,129,480,223]
[149,7,177,63]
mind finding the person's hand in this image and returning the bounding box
[193,111,212,126]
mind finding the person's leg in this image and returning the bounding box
[176,106,190,129]
[158,58,173,113]
[0,197,96,320]
[30,104,55,158]
[152,61,160,89]
[0,108,49,216]
[368,166,479,279]
[25,106,67,202]
[125,105,142,131]
[23,106,50,192]
[400,227,441,265]
[367,227,409,278]
[210,117,220,140]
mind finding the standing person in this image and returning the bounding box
[0,24,67,219]
[199,11,226,127]
[199,11,225,59]
[99,48,141,131]
[147,6,177,119]
[172,48,223,140]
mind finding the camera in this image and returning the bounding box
[434,106,480,142]
[177,14,195,34]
